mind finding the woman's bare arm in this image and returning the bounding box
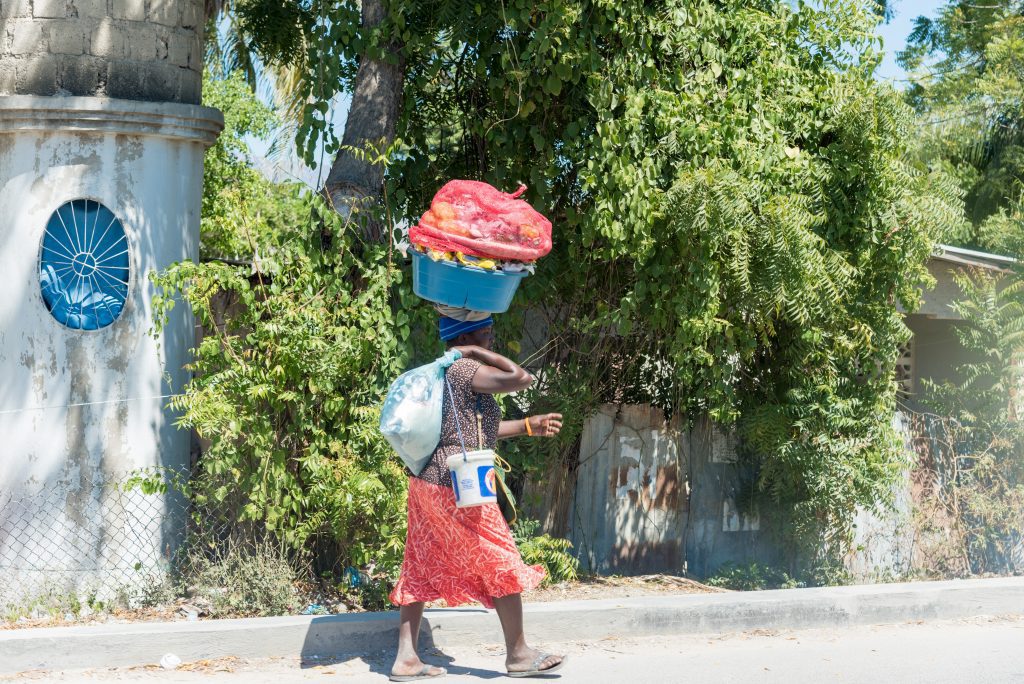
[453,346,533,394]
[498,414,563,439]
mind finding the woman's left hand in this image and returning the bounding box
[528,413,563,437]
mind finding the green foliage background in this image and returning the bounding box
[901,1,1024,254]
[152,193,413,573]
[378,0,961,564]
[164,0,981,585]
[154,72,419,575]
[921,271,1024,574]
[898,0,1024,575]
[200,68,307,261]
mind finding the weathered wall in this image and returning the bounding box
[683,416,782,578]
[0,0,203,102]
[569,404,688,574]
[565,406,777,577]
[0,96,221,602]
[559,405,914,581]
[903,314,981,402]
[843,413,916,581]
[914,261,969,320]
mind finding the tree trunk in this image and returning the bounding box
[323,0,406,244]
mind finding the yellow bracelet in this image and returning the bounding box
[524,417,533,436]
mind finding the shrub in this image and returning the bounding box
[705,562,803,591]
[512,519,579,586]
[181,539,301,618]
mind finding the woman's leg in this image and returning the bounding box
[391,602,445,677]
[492,593,564,673]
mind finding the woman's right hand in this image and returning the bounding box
[452,345,480,361]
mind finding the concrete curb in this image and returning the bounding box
[2,577,1022,674]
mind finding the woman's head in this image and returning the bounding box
[439,310,494,350]
[449,325,494,350]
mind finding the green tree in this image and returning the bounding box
[385,0,962,572]
[152,196,412,575]
[198,0,963,577]
[200,68,306,261]
[899,2,1024,576]
[154,64,416,581]
[900,1,1024,252]
[203,0,412,239]
[922,270,1024,574]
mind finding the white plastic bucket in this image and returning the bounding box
[446,449,498,508]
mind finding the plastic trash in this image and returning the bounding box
[159,653,182,670]
[345,566,362,588]
[380,350,462,474]
[40,263,125,330]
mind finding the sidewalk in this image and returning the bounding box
[2,577,1022,675]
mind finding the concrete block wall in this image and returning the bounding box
[0,0,203,103]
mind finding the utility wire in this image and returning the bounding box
[0,394,184,417]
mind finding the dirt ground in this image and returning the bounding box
[1,574,724,631]
[516,573,722,602]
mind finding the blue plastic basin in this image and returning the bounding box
[411,250,528,313]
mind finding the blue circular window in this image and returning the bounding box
[39,200,130,330]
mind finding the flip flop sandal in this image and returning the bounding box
[507,654,567,678]
[389,665,447,681]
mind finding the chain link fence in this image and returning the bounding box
[902,409,1024,575]
[0,477,188,612]
[0,473,313,619]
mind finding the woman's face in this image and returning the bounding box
[459,326,494,350]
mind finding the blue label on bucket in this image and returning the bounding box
[450,472,460,501]
[478,465,496,497]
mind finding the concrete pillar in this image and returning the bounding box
[0,0,203,103]
[0,0,220,605]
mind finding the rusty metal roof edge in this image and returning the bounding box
[933,244,1017,271]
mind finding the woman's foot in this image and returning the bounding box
[506,648,565,677]
[390,656,446,681]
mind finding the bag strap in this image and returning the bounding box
[444,371,470,462]
[445,367,518,523]
[475,394,485,451]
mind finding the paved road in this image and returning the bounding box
[5,615,1023,683]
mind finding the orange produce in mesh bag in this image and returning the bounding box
[409,180,552,262]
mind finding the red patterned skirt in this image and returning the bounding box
[390,477,546,609]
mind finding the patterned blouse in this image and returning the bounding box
[416,358,502,488]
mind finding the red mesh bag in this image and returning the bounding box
[409,180,552,262]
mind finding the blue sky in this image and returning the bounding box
[876,0,945,83]
[251,1,948,188]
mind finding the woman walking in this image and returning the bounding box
[388,313,566,681]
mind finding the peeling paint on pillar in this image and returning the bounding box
[0,96,221,602]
